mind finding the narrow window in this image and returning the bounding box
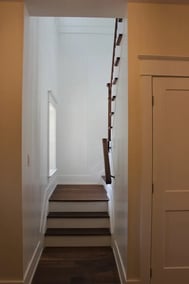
[48,91,57,177]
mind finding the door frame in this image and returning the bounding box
[139,55,189,284]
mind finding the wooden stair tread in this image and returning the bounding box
[46,184,111,248]
[50,184,108,202]
[48,212,109,218]
[45,228,111,236]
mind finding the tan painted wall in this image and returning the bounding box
[0,0,24,281]
[128,2,189,280]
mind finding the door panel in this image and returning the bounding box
[152,77,189,284]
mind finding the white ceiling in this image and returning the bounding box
[25,0,189,19]
[25,0,127,18]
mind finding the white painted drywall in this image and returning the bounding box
[108,19,128,282]
[22,11,59,279]
[57,18,114,184]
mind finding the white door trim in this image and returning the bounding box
[139,54,189,77]
[139,55,189,284]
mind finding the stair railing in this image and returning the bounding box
[107,18,123,148]
[102,18,123,184]
[107,18,118,148]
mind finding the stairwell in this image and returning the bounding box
[45,184,111,247]
[44,14,124,254]
[32,17,125,284]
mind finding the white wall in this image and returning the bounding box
[22,10,59,281]
[57,18,114,184]
[107,19,128,283]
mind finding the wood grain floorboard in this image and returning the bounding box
[32,247,120,284]
[50,185,108,202]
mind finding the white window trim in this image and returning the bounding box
[48,90,57,178]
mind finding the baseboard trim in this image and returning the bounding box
[0,281,23,284]
[23,241,43,284]
[102,179,115,234]
[0,178,57,284]
[112,242,141,284]
[112,239,127,284]
[126,280,141,284]
[40,174,57,234]
[23,176,57,284]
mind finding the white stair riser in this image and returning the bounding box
[45,235,111,247]
[49,202,108,212]
[47,218,110,229]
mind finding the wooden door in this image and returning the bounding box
[152,77,189,284]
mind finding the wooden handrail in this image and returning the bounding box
[107,83,112,144]
[107,19,119,146]
[102,138,112,184]
[110,19,118,85]
[102,19,122,183]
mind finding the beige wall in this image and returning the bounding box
[128,2,189,280]
[0,0,24,281]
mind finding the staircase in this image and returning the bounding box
[44,184,111,247]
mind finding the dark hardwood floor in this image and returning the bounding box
[32,247,120,284]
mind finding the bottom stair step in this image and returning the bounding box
[45,228,111,247]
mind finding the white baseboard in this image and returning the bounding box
[0,281,23,284]
[57,175,102,184]
[102,181,115,234]
[23,176,57,284]
[112,240,141,284]
[112,239,127,284]
[40,174,57,234]
[0,178,57,284]
[1,242,43,284]
[23,241,43,284]
[126,280,141,284]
